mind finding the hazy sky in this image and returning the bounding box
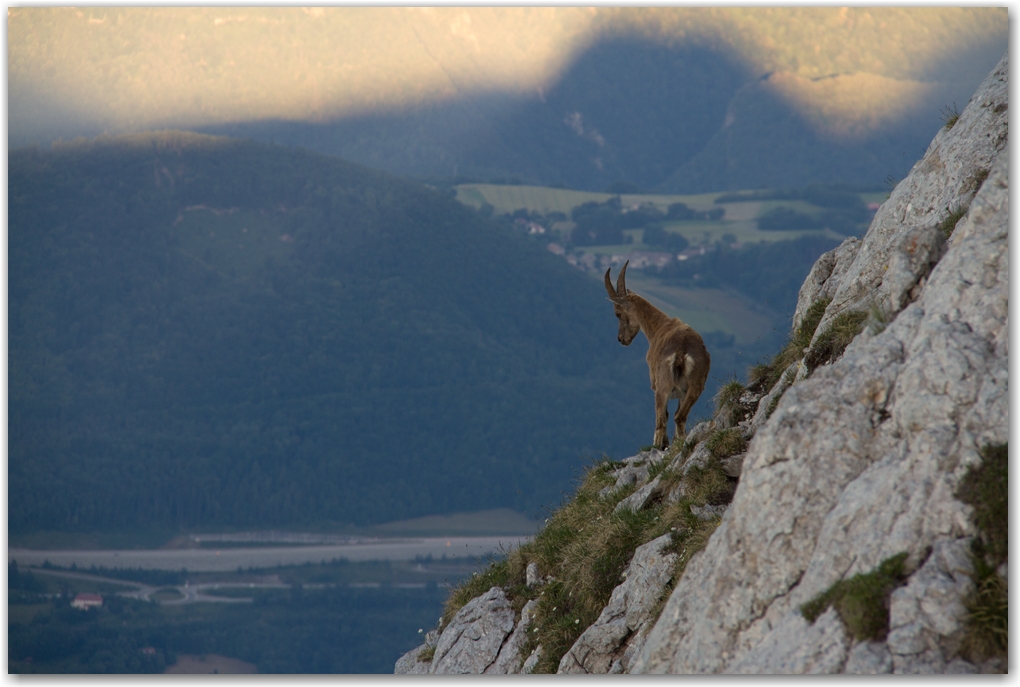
[8,6,1008,147]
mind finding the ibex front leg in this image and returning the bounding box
[653,391,670,450]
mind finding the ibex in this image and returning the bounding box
[605,261,711,450]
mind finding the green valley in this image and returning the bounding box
[9,132,856,547]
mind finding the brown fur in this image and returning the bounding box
[606,262,711,449]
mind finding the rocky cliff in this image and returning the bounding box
[395,51,1007,675]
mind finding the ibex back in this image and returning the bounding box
[605,261,711,450]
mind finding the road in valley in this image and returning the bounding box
[8,535,530,573]
[28,567,288,605]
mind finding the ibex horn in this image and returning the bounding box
[616,260,629,296]
[604,267,619,299]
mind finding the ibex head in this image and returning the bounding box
[605,261,640,346]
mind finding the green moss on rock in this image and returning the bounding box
[800,552,909,642]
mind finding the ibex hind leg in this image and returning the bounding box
[654,392,670,450]
[674,371,706,440]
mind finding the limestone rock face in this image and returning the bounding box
[485,599,539,674]
[631,53,1008,675]
[792,236,861,332]
[600,448,668,499]
[429,586,516,674]
[557,534,677,674]
[394,588,540,675]
[393,644,431,675]
[805,52,1007,337]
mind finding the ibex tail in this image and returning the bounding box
[666,352,697,383]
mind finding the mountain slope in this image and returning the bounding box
[202,38,750,191]
[9,132,656,534]
[654,73,940,194]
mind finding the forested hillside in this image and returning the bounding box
[9,132,658,535]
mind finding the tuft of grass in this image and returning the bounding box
[440,459,631,627]
[747,360,774,389]
[677,433,701,463]
[417,644,436,663]
[969,168,990,195]
[937,205,969,239]
[749,298,831,393]
[804,309,868,372]
[764,372,795,421]
[941,102,960,130]
[867,300,893,335]
[522,448,734,673]
[715,378,745,409]
[441,558,517,629]
[956,443,1008,666]
[648,469,730,622]
[749,348,798,393]
[525,503,658,673]
[956,443,1007,564]
[795,298,832,351]
[683,463,736,507]
[884,174,899,199]
[647,442,685,483]
[705,428,747,459]
[714,377,747,426]
[801,552,909,642]
[960,547,1007,667]
[463,459,649,673]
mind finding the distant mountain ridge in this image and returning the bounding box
[202,35,999,192]
[203,33,1003,193]
[13,8,1006,196]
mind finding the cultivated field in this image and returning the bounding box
[455,183,720,216]
[456,183,853,247]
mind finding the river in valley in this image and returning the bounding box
[8,535,530,572]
